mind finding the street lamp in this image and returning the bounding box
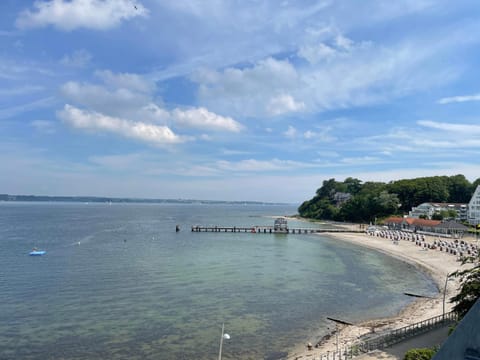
[442,273,453,321]
[218,323,230,360]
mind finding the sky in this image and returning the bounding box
[1,0,480,204]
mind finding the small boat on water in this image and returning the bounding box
[29,248,46,256]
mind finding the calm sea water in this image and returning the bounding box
[0,203,437,360]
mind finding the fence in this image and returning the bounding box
[308,312,458,360]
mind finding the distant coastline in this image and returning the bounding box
[0,193,290,206]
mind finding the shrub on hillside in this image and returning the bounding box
[403,348,436,360]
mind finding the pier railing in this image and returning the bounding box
[191,225,363,234]
[299,311,457,360]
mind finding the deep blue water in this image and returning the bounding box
[0,203,437,359]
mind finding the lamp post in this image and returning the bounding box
[442,273,453,321]
[218,323,230,360]
[475,223,480,264]
[476,223,479,254]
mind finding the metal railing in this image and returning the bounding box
[306,312,457,360]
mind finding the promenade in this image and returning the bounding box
[287,227,476,360]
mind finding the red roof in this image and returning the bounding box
[384,217,404,223]
[411,218,441,227]
[383,217,441,227]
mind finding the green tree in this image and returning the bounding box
[431,213,443,221]
[472,178,480,191]
[344,177,362,195]
[387,179,417,212]
[403,348,436,360]
[315,178,338,201]
[447,174,472,203]
[299,174,475,223]
[338,197,366,222]
[372,191,400,218]
[450,256,480,318]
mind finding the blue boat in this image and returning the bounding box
[29,249,46,256]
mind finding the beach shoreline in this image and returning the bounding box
[286,223,475,360]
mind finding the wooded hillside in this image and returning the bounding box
[298,175,480,223]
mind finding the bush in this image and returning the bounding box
[403,348,436,360]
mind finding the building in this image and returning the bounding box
[333,192,351,207]
[467,185,480,226]
[383,217,468,238]
[384,216,440,232]
[273,217,288,233]
[432,298,480,360]
[409,203,436,219]
[409,202,468,221]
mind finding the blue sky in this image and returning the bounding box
[1,0,480,204]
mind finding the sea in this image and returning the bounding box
[0,202,438,360]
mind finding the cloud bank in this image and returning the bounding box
[16,0,148,31]
[59,104,185,145]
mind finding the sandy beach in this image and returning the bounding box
[287,226,476,360]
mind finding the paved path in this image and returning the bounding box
[356,325,450,360]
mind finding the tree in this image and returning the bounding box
[372,191,400,218]
[315,178,338,201]
[431,209,456,221]
[447,174,472,203]
[403,348,436,360]
[431,213,443,221]
[472,178,480,190]
[298,174,475,223]
[344,177,362,195]
[450,254,480,318]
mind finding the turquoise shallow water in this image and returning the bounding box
[0,203,437,359]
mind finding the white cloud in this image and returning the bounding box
[141,103,170,123]
[298,34,362,64]
[61,81,150,119]
[340,156,383,165]
[284,125,297,138]
[335,34,354,50]
[0,97,56,120]
[357,119,480,156]
[216,158,310,172]
[418,120,480,134]
[88,153,145,170]
[437,93,480,104]
[172,107,243,132]
[193,57,301,117]
[298,43,337,63]
[31,120,56,134]
[16,0,148,31]
[221,149,255,156]
[191,32,455,117]
[58,104,185,146]
[283,124,337,142]
[303,129,336,142]
[60,49,92,67]
[303,130,315,139]
[95,70,155,94]
[60,79,170,124]
[267,94,305,115]
[61,75,239,133]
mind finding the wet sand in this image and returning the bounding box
[287,227,475,360]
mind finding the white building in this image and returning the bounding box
[467,185,480,225]
[409,202,468,221]
[409,203,436,219]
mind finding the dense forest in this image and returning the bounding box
[298,175,480,223]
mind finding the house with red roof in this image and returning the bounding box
[384,216,441,232]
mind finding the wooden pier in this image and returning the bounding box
[191,225,363,234]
